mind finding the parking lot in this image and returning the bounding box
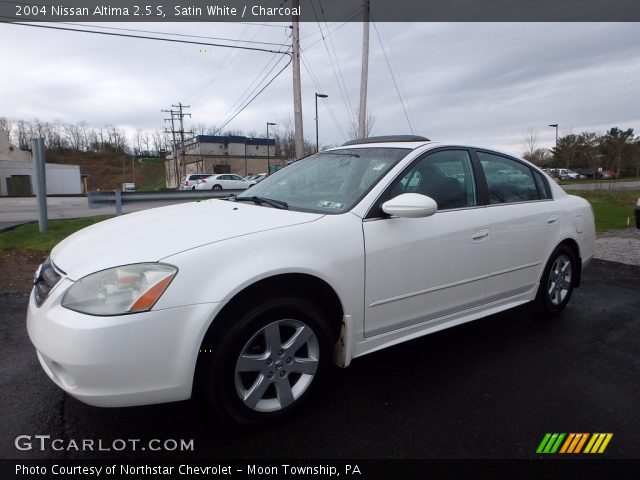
[1,258,639,460]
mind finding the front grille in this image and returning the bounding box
[34,260,62,307]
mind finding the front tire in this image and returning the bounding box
[200,297,332,425]
[534,245,577,317]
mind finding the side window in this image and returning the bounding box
[390,150,477,210]
[533,170,553,200]
[477,152,540,204]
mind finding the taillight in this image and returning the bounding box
[183,181,188,186]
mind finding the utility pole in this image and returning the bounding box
[292,0,304,159]
[174,103,192,180]
[358,0,370,139]
[162,108,179,188]
[162,104,192,189]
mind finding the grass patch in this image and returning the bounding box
[568,190,639,232]
[0,215,113,256]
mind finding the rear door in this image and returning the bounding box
[363,149,491,336]
[474,150,559,302]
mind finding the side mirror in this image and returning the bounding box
[382,193,438,218]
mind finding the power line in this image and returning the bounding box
[186,23,290,104]
[318,0,358,122]
[0,18,292,56]
[212,54,292,134]
[299,5,363,42]
[300,48,348,141]
[310,0,357,129]
[377,22,418,133]
[0,17,293,143]
[52,21,288,47]
[372,20,415,134]
[213,52,286,133]
[185,23,256,103]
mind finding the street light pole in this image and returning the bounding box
[549,123,559,167]
[548,123,558,150]
[315,93,328,153]
[266,122,276,174]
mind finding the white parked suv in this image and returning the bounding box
[27,136,595,425]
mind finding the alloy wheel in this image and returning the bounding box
[547,254,572,306]
[234,319,319,413]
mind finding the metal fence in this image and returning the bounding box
[88,190,246,215]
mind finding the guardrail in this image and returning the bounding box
[88,190,246,215]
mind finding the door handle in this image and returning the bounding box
[547,214,559,225]
[472,229,490,241]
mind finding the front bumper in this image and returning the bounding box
[27,282,221,407]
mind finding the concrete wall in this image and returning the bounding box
[0,160,82,196]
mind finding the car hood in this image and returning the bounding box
[51,199,323,280]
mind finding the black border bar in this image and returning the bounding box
[4,459,640,480]
[2,0,640,22]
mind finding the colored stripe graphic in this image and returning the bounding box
[584,433,614,454]
[538,433,613,454]
[537,433,565,454]
[536,433,552,454]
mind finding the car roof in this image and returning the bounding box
[330,140,438,151]
[328,140,531,164]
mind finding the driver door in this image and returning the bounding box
[363,149,491,336]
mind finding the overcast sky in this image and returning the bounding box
[1,21,639,156]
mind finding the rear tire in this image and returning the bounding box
[212,184,222,191]
[199,297,333,426]
[534,244,577,317]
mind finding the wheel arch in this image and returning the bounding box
[192,272,344,391]
[549,237,582,287]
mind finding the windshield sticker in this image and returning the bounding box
[317,200,344,210]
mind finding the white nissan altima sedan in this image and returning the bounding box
[27,136,595,425]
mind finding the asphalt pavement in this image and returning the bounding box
[1,259,639,460]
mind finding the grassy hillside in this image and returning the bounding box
[46,150,166,192]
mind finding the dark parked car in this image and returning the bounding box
[635,198,640,229]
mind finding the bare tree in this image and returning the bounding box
[16,120,29,150]
[63,122,83,150]
[348,110,375,140]
[152,130,165,155]
[522,128,539,158]
[192,123,208,136]
[0,117,13,143]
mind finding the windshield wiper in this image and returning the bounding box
[234,196,289,209]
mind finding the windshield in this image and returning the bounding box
[243,148,410,213]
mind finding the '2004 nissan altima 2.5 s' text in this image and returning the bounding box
[27,136,595,425]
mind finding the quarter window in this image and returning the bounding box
[476,152,540,204]
[533,170,553,200]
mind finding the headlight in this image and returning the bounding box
[61,263,177,316]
